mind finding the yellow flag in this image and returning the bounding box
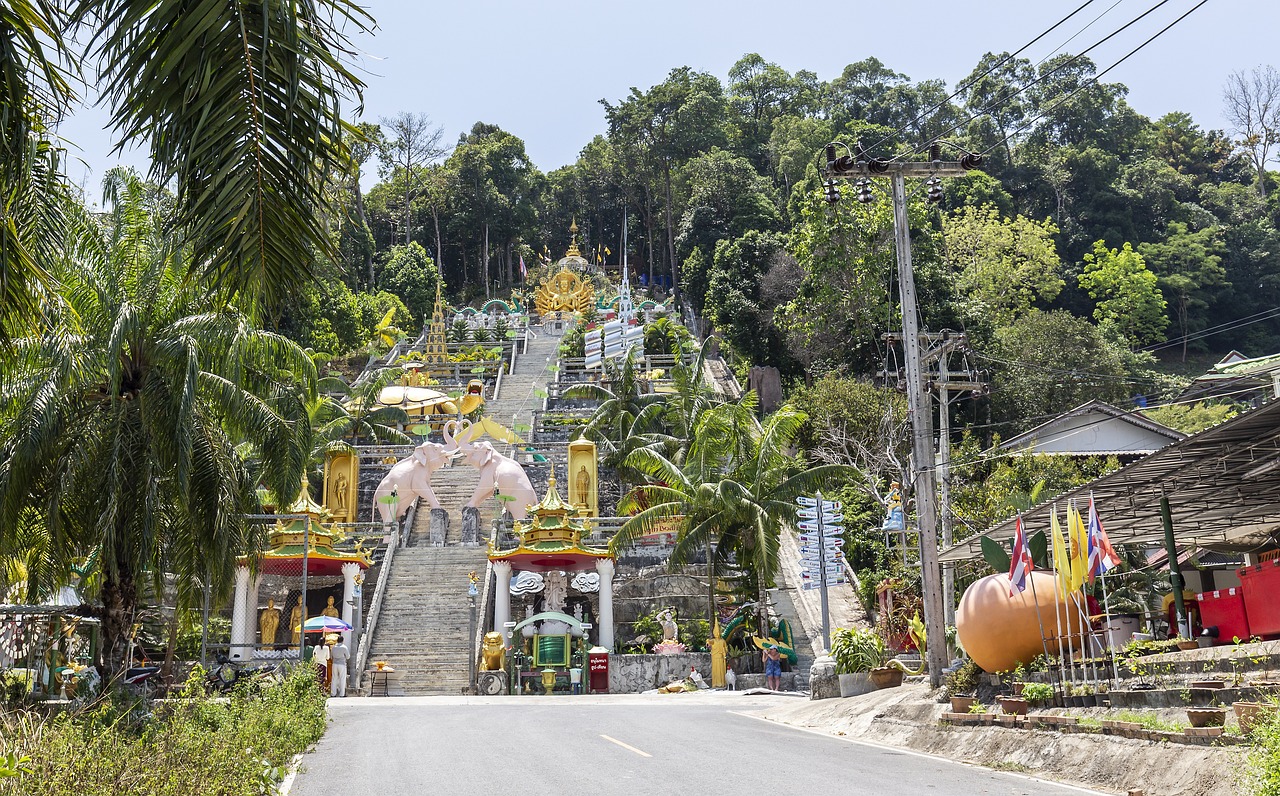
[1068,503,1087,592]
[605,246,612,255]
[1050,507,1070,599]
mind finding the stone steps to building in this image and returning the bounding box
[361,330,564,695]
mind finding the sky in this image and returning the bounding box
[57,0,1276,196]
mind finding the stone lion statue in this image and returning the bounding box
[481,632,506,671]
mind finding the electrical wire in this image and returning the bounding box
[976,0,1211,160]
[1143,305,1280,354]
[891,0,1179,164]
[860,0,1106,154]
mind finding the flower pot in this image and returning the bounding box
[998,696,1029,716]
[869,666,904,689]
[1234,701,1280,734]
[838,672,875,698]
[1186,708,1227,728]
[1176,640,1199,651]
[1053,691,1065,708]
[1081,694,1098,707]
[950,695,977,713]
[1011,681,1025,696]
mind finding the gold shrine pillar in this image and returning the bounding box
[323,450,359,522]
[567,438,598,517]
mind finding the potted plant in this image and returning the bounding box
[871,611,928,689]
[997,694,1029,715]
[1234,701,1280,734]
[1176,637,1199,652]
[1021,681,1053,709]
[1186,706,1227,727]
[830,627,881,698]
[946,659,981,713]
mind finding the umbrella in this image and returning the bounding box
[296,616,352,633]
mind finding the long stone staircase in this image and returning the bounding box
[362,330,561,695]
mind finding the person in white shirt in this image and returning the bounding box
[329,638,350,697]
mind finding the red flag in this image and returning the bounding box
[1009,515,1033,596]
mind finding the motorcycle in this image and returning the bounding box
[123,664,163,698]
[206,657,282,693]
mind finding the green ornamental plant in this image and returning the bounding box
[1021,682,1053,701]
[830,627,884,674]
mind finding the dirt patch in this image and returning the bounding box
[753,684,1245,796]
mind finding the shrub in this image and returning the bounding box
[0,666,326,796]
[830,627,884,674]
[1246,703,1280,795]
[1021,682,1053,701]
[945,659,981,696]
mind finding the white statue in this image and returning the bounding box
[443,420,538,519]
[370,441,456,523]
[659,608,678,643]
[543,571,567,614]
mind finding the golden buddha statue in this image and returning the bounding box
[534,268,594,316]
[259,598,281,646]
[290,603,303,646]
[322,596,340,618]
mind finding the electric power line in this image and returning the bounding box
[861,0,1107,154]
[976,0,1211,160]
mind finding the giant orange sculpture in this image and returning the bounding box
[956,572,1086,673]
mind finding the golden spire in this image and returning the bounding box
[566,218,582,258]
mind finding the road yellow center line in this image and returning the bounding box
[600,734,652,757]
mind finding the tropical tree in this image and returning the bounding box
[1078,240,1167,346]
[0,172,315,676]
[613,398,856,641]
[0,0,371,336]
[564,351,666,486]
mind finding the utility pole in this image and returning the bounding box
[824,144,981,687]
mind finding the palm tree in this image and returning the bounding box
[614,397,858,643]
[0,1,372,335]
[0,172,315,675]
[564,350,667,486]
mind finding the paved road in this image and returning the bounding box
[289,695,1106,796]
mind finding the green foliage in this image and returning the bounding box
[830,626,884,674]
[985,310,1139,429]
[1142,401,1239,435]
[945,659,981,695]
[1080,240,1168,346]
[943,204,1064,330]
[380,241,441,325]
[1020,682,1053,701]
[0,667,326,795]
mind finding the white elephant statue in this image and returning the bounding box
[371,441,455,523]
[443,420,538,520]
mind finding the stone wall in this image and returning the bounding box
[607,652,712,693]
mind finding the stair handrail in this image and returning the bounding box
[470,521,498,692]
[356,497,417,689]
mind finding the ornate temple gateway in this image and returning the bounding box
[485,472,615,694]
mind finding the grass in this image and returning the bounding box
[0,666,327,796]
[1110,710,1185,733]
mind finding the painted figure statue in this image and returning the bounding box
[882,481,905,532]
[443,420,538,520]
[371,440,456,523]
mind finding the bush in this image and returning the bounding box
[829,627,883,674]
[945,659,981,696]
[0,666,327,796]
[1246,704,1280,795]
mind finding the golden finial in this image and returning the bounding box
[566,218,582,257]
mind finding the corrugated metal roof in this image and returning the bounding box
[942,397,1280,562]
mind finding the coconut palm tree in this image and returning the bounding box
[0,171,315,676]
[614,397,858,642]
[0,0,372,337]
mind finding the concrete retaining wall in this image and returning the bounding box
[607,653,712,693]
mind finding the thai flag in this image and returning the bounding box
[1087,497,1121,579]
[1009,515,1033,596]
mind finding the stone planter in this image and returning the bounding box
[1234,701,1280,734]
[838,672,875,698]
[1190,679,1226,690]
[1186,708,1227,728]
[1176,640,1199,651]
[950,695,977,713]
[869,666,904,689]
[998,696,1029,715]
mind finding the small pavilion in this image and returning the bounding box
[230,479,371,661]
[489,473,616,650]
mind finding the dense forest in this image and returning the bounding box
[285,51,1278,436]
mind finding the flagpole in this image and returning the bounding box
[1091,492,1121,683]
[1023,528,1056,694]
[1071,501,1102,687]
[1054,503,1077,695]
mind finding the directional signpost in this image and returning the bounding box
[796,491,842,651]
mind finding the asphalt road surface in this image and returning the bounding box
[288,694,1107,796]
